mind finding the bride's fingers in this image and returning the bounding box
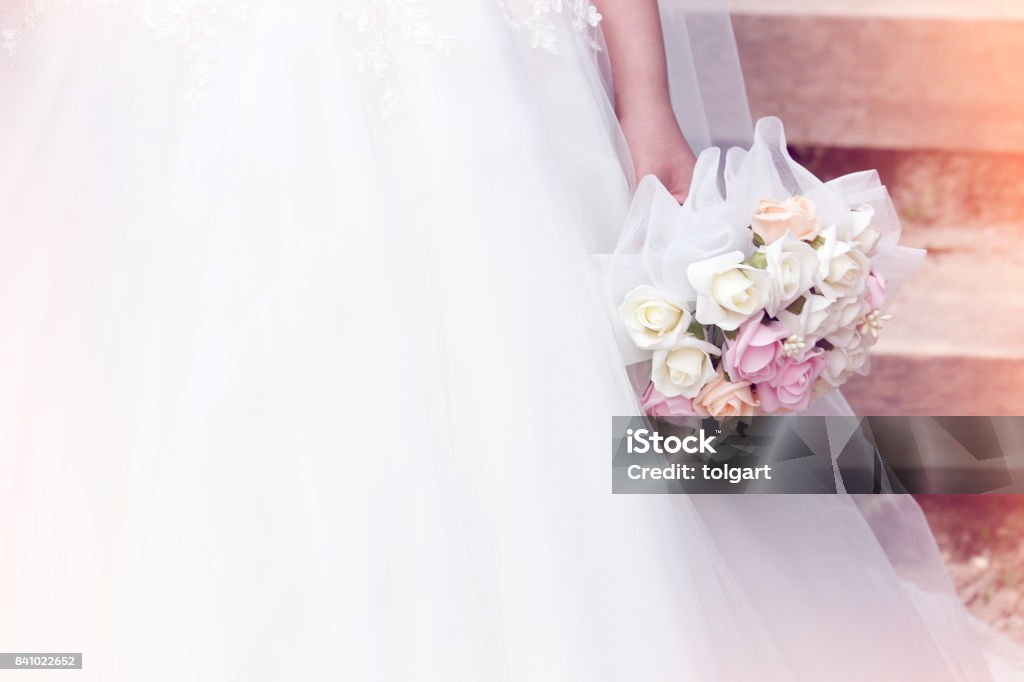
[666,167,694,204]
[669,187,689,204]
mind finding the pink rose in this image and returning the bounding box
[723,317,789,383]
[865,271,887,310]
[756,351,826,414]
[640,382,696,417]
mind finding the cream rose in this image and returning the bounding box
[826,317,879,352]
[693,368,758,419]
[818,331,871,388]
[828,295,870,330]
[687,251,770,332]
[751,196,821,244]
[843,204,882,255]
[762,233,818,316]
[776,293,837,344]
[650,335,721,399]
[618,285,692,350]
[814,226,870,301]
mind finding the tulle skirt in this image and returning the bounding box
[0,2,1018,680]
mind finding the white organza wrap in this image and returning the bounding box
[604,116,926,376]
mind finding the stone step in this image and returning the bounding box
[791,147,1024,229]
[843,354,1024,416]
[872,220,1024,361]
[730,0,1024,20]
[729,1,1024,153]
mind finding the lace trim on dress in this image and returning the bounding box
[2,0,251,108]
[337,0,601,116]
[1,0,51,58]
[137,0,252,108]
[495,0,602,54]
[2,0,601,116]
[339,0,454,118]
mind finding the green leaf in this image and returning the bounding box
[687,321,706,340]
[746,251,768,269]
[751,230,765,248]
[722,327,738,341]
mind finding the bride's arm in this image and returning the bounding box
[598,0,696,201]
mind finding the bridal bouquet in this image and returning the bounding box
[605,118,924,419]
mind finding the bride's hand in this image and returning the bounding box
[598,0,697,203]
[619,107,697,203]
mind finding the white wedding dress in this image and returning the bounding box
[0,2,1021,680]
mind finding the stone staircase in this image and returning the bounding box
[730,0,1024,154]
[727,1,1024,416]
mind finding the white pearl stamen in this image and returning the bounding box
[859,310,893,339]
[782,335,806,358]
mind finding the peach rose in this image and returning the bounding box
[693,369,758,419]
[751,196,821,244]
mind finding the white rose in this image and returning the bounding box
[856,227,882,255]
[826,316,879,351]
[618,285,692,350]
[844,205,882,255]
[814,226,870,301]
[829,295,870,330]
[819,331,871,387]
[776,293,836,343]
[687,251,770,332]
[762,234,818,316]
[651,335,721,399]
